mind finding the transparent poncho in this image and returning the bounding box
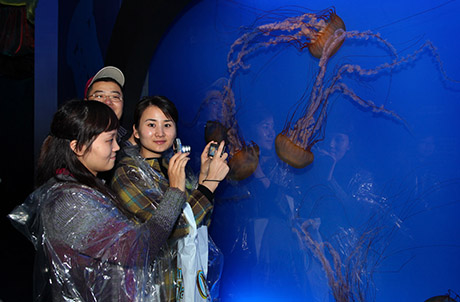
[8,173,187,301]
[112,146,224,301]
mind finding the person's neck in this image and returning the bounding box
[140,148,162,159]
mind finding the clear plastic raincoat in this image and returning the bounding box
[111,146,224,301]
[8,173,186,301]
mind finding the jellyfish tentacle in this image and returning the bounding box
[275,26,437,168]
[227,9,346,85]
[334,83,404,120]
[226,9,460,171]
[221,9,346,178]
[216,7,459,177]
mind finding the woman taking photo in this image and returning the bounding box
[8,100,185,301]
[111,96,229,301]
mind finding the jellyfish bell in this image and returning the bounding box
[227,142,260,181]
[308,12,346,59]
[424,290,460,302]
[424,295,457,302]
[275,133,314,169]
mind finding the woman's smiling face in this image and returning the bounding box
[134,105,177,158]
[76,129,120,176]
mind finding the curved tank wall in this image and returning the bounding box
[148,1,460,301]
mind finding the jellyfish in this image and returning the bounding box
[220,8,346,179]
[215,83,260,181]
[215,6,455,175]
[226,8,346,74]
[307,12,346,59]
[425,290,460,302]
[293,211,390,301]
[196,78,259,181]
[274,28,451,168]
[224,5,457,169]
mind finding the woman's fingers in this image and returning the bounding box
[208,140,228,161]
[207,143,230,180]
[168,153,190,192]
[216,140,225,155]
[170,151,189,165]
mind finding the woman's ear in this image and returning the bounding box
[69,140,84,156]
[133,124,140,140]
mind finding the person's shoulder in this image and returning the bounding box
[46,176,98,199]
[117,146,140,167]
[49,178,118,214]
[113,146,144,179]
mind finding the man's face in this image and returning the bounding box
[86,81,124,119]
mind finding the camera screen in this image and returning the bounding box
[208,143,218,157]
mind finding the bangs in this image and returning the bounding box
[80,101,119,147]
[104,110,120,132]
[88,102,119,133]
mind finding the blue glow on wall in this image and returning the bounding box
[149,1,460,301]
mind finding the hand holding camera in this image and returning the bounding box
[169,138,191,192]
[207,142,225,158]
[199,141,230,192]
[173,138,191,154]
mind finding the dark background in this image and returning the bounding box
[0,0,193,300]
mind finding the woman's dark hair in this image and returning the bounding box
[134,95,178,129]
[36,100,119,195]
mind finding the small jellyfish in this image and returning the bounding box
[305,11,346,58]
[425,290,459,302]
[219,85,260,181]
[200,79,260,181]
[227,142,260,181]
[204,119,260,181]
[425,296,456,302]
[226,8,346,80]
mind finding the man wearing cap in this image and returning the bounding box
[84,66,133,145]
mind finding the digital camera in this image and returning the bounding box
[208,142,225,158]
[173,138,191,153]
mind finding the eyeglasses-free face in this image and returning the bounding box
[73,129,120,176]
[134,105,177,159]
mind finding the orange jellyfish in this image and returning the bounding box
[196,78,259,181]
[220,8,346,179]
[307,12,346,59]
[226,8,346,75]
[274,29,450,168]
[217,85,260,181]
[218,7,452,172]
